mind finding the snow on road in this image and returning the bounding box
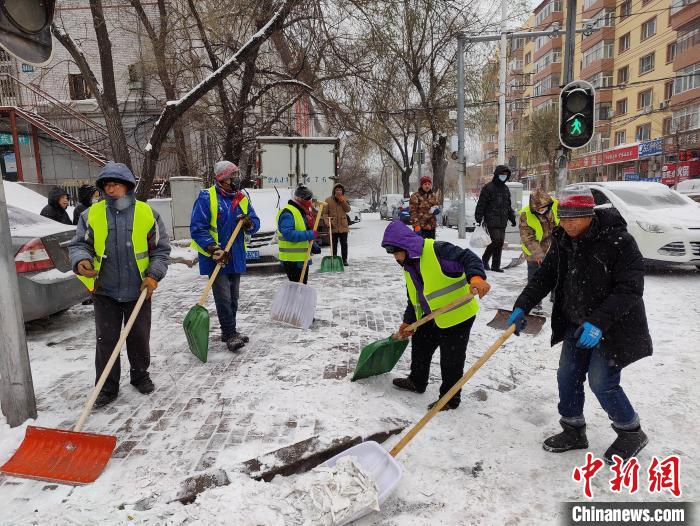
[0,214,697,525]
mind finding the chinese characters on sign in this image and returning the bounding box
[572,454,681,499]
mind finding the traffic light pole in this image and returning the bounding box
[556,0,578,196]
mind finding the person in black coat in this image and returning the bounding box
[474,165,516,272]
[73,183,99,225]
[40,186,72,225]
[507,185,652,464]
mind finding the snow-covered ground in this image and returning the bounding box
[1,214,697,525]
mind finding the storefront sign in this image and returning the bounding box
[0,133,30,145]
[638,138,663,158]
[624,173,640,181]
[603,145,638,165]
[664,130,700,153]
[569,152,603,170]
[661,160,700,185]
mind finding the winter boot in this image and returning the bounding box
[543,420,589,453]
[603,425,648,465]
[131,375,155,395]
[94,391,118,408]
[428,398,460,411]
[225,333,246,352]
[481,257,491,271]
[392,377,426,394]
[235,331,250,343]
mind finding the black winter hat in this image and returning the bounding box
[294,185,313,201]
[494,165,511,177]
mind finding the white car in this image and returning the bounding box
[243,187,292,269]
[677,179,700,204]
[443,196,477,231]
[349,198,370,213]
[580,182,700,268]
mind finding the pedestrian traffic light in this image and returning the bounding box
[0,1,55,65]
[559,80,595,149]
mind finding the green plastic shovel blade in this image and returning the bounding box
[183,304,210,363]
[351,336,409,381]
[319,255,345,273]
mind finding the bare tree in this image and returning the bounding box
[518,106,560,190]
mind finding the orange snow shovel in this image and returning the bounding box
[0,288,149,485]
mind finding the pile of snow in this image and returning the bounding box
[3,180,50,215]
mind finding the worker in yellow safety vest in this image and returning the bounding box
[381,220,491,412]
[276,185,320,284]
[519,189,559,310]
[70,162,171,408]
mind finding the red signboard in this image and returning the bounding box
[570,152,603,170]
[661,160,700,185]
[603,145,638,165]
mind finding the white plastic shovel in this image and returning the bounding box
[325,324,517,523]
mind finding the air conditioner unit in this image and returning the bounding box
[128,80,143,91]
[659,100,669,109]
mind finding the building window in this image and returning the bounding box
[597,102,612,120]
[639,53,655,75]
[638,89,653,109]
[676,22,700,55]
[616,98,628,115]
[666,42,677,64]
[533,49,562,74]
[68,73,92,100]
[663,117,673,136]
[582,41,614,69]
[619,0,631,19]
[525,52,531,65]
[591,8,615,30]
[671,103,700,132]
[635,123,652,141]
[664,80,674,101]
[586,71,613,88]
[671,0,698,16]
[641,17,657,41]
[535,0,563,26]
[617,66,629,85]
[614,130,626,146]
[619,33,630,53]
[583,0,596,10]
[673,62,700,95]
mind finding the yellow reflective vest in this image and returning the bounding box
[191,186,249,256]
[276,204,309,262]
[404,239,479,328]
[519,198,559,256]
[76,200,155,292]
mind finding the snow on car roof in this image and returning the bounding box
[576,181,669,191]
[3,180,51,215]
[7,205,75,238]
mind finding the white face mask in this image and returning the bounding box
[91,198,100,205]
[498,174,508,182]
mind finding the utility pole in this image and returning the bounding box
[415,117,422,182]
[498,0,507,165]
[556,0,578,195]
[0,182,37,427]
[457,35,467,239]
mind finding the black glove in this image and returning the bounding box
[510,219,517,227]
[237,214,253,231]
[206,243,230,266]
[311,242,321,255]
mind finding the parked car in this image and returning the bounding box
[677,179,700,204]
[379,194,403,220]
[7,203,88,321]
[348,198,370,213]
[317,204,361,246]
[243,187,292,269]
[395,198,411,224]
[580,181,700,268]
[443,196,477,231]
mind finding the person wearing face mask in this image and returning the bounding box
[276,185,321,284]
[191,161,261,352]
[381,220,491,411]
[507,185,651,464]
[73,183,100,225]
[474,165,517,272]
[519,188,559,310]
[69,162,171,408]
[40,186,72,225]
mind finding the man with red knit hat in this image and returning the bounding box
[409,176,440,239]
[507,185,652,464]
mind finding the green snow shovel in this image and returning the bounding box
[183,219,244,362]
[351,292,476,381]
[318,217,344,273]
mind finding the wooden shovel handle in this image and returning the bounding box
[389,324,516,457]
[392,293,476,340]
[198,219,245,306]
[74,288,149,432]
[299,201,326,283]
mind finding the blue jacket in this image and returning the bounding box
[277,200,318,268]
[69,163,171,302]
[190,188,261,275]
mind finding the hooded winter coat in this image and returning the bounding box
[40,187,72,225]
[409,187,439,231]
[69,163,171,302]
[514,208,652,368]
[73,184,98,225]
[474,172,516,228]
[519,189,557,261]
[381,221,486,324]
[323,183,351,233]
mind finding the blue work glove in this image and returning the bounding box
[311,242,321,255]
[507,307,527,336]
[429,206,441,216]
[574,322,602,349]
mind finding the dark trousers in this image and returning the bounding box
[557,326,638,429]
[420,229,436,239]
[408,317,475,405]
[331,231,349,261]
[482,226,506,269]
[93,293,151,395]
[282,261,308,284]
[211,272,241,340]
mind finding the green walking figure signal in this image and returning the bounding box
[559,80,596,149]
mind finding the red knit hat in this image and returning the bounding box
[420,176,432,186]
[558,185,595,218]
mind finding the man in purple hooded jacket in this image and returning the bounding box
[381,221,491,410]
